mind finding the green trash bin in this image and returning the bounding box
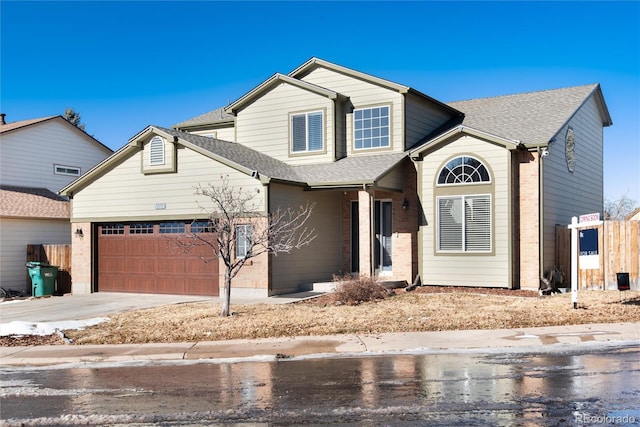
[26,262,58,297]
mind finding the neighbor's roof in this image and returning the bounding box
[0,115,113,153]
[0,116,58,133]
[173,107,235,129]
[626,206,640,221]
[0,185,69,219]
[447,84,612,146]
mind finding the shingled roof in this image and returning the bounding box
[173,107,235,129]
[448,84,611,145]
[0,185,69,219]
[157,127,406,187]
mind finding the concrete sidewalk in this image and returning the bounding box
[0,291,322,323]
[2,322,638,367]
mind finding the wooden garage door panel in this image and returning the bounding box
[127,239,156,253]
[98,224,218,296]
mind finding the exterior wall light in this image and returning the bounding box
[75,227,83,237]
[402,199,409,210]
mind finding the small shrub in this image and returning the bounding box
[332,274,390,306]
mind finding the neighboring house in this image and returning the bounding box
[626,207,640,221]
[61,58,612,297]
[0,114,113,293]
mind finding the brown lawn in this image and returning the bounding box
[57,287,640,345]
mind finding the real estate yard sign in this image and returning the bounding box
[568,213,603,309]
[579,228,599,269]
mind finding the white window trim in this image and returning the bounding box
[54,164,81,176]
[149,136,165,166]
[436,155,492,187]
[235,224,253,259]
[436,194,492,253]
[290,110,324,154]
[353,104,391,151]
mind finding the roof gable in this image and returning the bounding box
[447,84,612,146]
[61,124,408,196]
[290,57,463,117]
[0,115,113,154]
[224,73,340,115]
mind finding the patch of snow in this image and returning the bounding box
[0,318,109,336]
[0,299,27,305]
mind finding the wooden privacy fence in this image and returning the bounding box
[26,244,72,295]
[556,221,639,290]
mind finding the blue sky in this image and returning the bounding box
[1,1,638,203]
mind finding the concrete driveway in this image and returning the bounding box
[0,291,322,323]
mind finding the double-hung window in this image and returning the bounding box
[436,156,492,253]
[291,111,323,153]
[236,224,253,259]
[354,105,390,150]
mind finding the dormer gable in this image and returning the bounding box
[225,73,342,116]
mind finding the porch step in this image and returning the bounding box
[312,282,337,293]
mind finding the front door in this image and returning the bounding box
[374,200,392,273]
[350,199,393,274]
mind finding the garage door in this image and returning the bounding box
[97,222,218,296]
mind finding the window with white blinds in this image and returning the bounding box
[149,136,165,165]
[437,195,491,252]
[291,111,323,153]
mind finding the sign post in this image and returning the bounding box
[567,213,603,309]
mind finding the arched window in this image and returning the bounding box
[438,156,490,185]
[436,156,492,253]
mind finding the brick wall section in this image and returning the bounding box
[518,150,541,290]
[219,217,269,293]
[341,192,355,275]
[70,222,92,294]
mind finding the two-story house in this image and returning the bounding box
[0,114,113,293]
[61,58,611,297]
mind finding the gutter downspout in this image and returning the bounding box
[538,146,545,280]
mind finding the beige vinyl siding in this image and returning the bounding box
[235,83,335,165]
[71,147,264,220]
[0,218,70,293]
[542,95,605,270]
[404,93,456,150]
[269,183,342,294]
[0,120,111,193]
[377,163,405,191]
[334,101,347,160]
[420,135,511,287]
[299,67,405,154]
[190,126,235,143]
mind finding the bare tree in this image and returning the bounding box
[604,192,638,220]
[175,176,316,316]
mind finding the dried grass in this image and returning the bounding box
[65,288,640,345]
